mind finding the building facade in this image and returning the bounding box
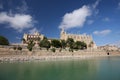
[22,32,44,45]
[22,29,97,48]
[60,29,97,48]
[98,45,118,51]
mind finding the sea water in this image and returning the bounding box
[0,56,120,80]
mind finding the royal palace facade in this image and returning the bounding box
[22,32,44,46]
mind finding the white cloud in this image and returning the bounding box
[103,17,110,22]
[0,12,34,32]
[29,28,39,34]
[59,0,101,30]
[93,29,111,36]
[59,5,91,30]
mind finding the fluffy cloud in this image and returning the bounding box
[59,0,101,30]
[29,28,39,34]
[59,5,91,30]
[0,0,37,32]
[0,12,34,32]
[93,29,111,36]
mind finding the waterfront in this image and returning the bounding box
[0,56,120,80]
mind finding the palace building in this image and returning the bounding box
[60,29,97,48]
[22,32,44,45]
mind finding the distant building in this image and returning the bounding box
[60,29,97,49]
[98,45,118,51]
[22,32,44,46]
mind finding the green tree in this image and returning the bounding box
[73,41,87,50]
[17,46,22,50]
[13,46,17,50]
[27,40,35,51]
[39,37,51,50]
[51,39,61,48]
[66,38,74,49]
[80,41,87,49]
[73,41,81,49]
[0,36,9,45]
[60,40,66,49]
[51,48,56,52]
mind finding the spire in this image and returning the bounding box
[34,31,39,35]
[61,28,66,34]
[61,28,64,32]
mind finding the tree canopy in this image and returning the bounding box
[51,39,61,48]
[73,41,87,50]
[39,37,51,49]
[60,40,66,49]
[66,38,74,49]
[0,36,9,45]
[27,40,35,51]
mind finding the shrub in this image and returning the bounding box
[17,46,22,50]
[51,39,61,48]
[13,46,17,50]
[46,47,49,51]
[51,48,56,52]
[69,48,73,52]
[27,40,35,51]
[0,36,9,45]
[27,46,33,51]
[59,48,62,52]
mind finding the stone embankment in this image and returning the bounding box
[0,47,120,62]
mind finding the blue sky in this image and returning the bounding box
[0,0,120,46]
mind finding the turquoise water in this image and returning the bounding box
[0,56,120,80]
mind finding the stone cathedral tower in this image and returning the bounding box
[60,29,97,49]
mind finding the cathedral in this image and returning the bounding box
[22,29,97,48]
[60,29,97,48]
